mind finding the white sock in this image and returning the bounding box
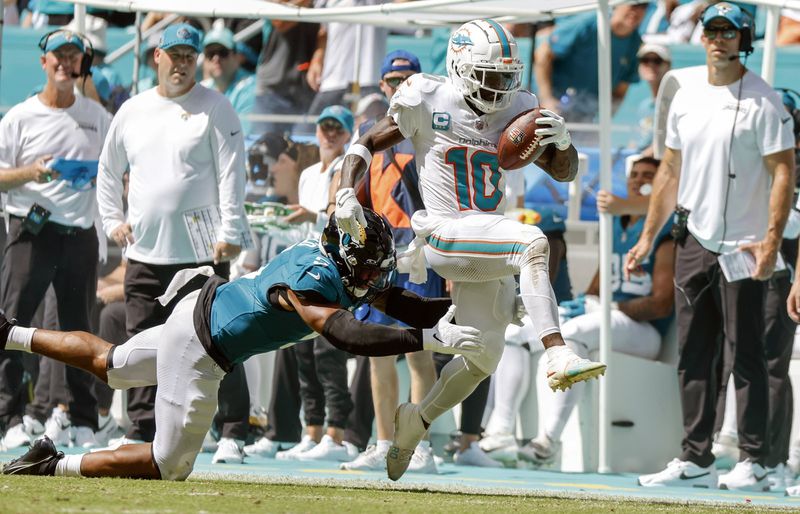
[6,326,36,353]
[54,454,83,477]
[416,440,431,451]
[376,439,392,453]
[545,344,572,363]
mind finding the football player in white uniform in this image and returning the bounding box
[335,19,607,481]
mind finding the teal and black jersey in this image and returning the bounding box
[612,216,673,335]
[208,238,357,365]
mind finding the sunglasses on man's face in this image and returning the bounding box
[319,120,345,133]
[703,27,738,41]
[204,47,231,60]
[639,56,665,66]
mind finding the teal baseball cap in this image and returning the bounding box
[203,27,235,51]
[158,23,202,53]
[701,2,748,29]
[41,31,85,54]
[317,105,354,134]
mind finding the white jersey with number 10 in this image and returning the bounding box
[387,74,538,235]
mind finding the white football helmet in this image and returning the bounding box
[446,19,523,114]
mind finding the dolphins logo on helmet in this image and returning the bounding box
[321,208,396,303]
[446,19,523,114]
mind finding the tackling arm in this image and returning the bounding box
[285,288,484,357]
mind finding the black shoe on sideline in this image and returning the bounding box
[3,436,64,475]
[0,312,15,351]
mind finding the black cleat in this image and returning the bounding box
[3,436,64,475]
[0,312,15,351]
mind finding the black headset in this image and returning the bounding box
[700,3,755,56]
[38,29,94,78]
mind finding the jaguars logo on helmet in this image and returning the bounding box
[446,19,523,114]
[321,208,396,303]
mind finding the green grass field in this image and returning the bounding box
[0,475,786,513]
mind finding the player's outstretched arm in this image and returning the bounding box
[371,286,451,329]
[335,116,406,241]
[285,288,484,357]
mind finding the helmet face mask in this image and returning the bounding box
[321,209,397,303]
[447,19,523,114]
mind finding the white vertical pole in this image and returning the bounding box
[596,0,613,474]
[73,4,86,33]
[761,5,780,85]
[131,12,142,96]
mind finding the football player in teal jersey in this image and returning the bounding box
[0,208,483,481]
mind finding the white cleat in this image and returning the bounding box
[454,441,502,468]
[244,437,284,458]
[546,346,606,392]
[518,435,560,466]
[295,435,358,462]
[340,445,387,471]
[2,423,33,450]
[44,407,71,447]
[407,444,438,474]
[70,426,99,449]
[275,435,316,461]
[718,459,770,492]
[479,433,519,465]
[387,403,428,481]
[637,458,718,488]
[212,438,245,464]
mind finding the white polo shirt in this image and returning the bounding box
[666,67,795,253]
[0,94,111,228]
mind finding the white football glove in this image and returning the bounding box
[334,188,367,243]
[535,109,572,151]
[422,305,484,357]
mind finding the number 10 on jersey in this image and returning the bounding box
[445,147,503,212]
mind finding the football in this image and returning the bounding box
[497,108,547,170]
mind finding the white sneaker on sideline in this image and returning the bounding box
[71,426,99,449]
[479,433,519,464]
[545,346,606,392]
[637,458,718,488]
[711,432,739,470]
[244,437,285,458]
[518,435,560,466]
[787,483,800,496]
[44,407,71,447]
[276,435,316,460]
[454,441,503,468]
[95,414,120,447]
[340,445,387,471]
[407,444,438,474]
[387,403,428,481]
[718,459,770,491]
[23,415,45,438]
[92,435,145,452]
[296,435,357,462]
[2,423,32,449]
[766,462,792,492]
[212,438,245,464]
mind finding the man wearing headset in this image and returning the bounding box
[0,31,112,450]
[628,3,796,490]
